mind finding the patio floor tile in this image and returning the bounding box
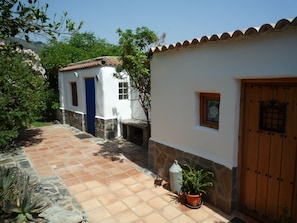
[69,183,88,194]
[97,193,118,206]
[20,125,238,223]
[131,202,154,217]
[142,212,168,223]
[106,200,128,215]
[161,205,182,220]
[122,195,143,208]
[87,207,111,222]
[147,197,169,209]
[171,214,197,223]
[90,185,110,196]
[74,190,95,202]
[80,198,102,212]
[114,209,139,223]
[114,187,134,199]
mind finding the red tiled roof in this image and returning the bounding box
[59,56,121,72]
[150,17,297,54]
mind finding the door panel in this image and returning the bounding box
[255,86,273,217]
[85,78,95,135]
[240,85,261,212]
[240,81,297,222]
[278,86,297,217]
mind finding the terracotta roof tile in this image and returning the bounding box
[59,56,121,72]
[150,17,297,54]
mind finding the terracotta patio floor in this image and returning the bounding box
[20,124,252,223]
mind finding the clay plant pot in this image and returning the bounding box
[185,193,202,207]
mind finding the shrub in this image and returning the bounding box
[181,164,214,195]
[0,166,48,222]
[0,43,47,149]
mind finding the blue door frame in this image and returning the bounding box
[85,78,95,135]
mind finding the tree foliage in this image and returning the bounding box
[115,27,165,126]
[39,32,121,121]
[0,45,47,148]
[40,32,121,76]
[0,0,82,42]
[0,0,81,149]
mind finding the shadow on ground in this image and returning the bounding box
[17,128,43,147]
[168,192,230,223]
[93,138,148,169]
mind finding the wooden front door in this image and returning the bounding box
[240,80,297,223]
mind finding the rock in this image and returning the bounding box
[0,158,14,165]
[19,160,31,168]
[39,206,82,223]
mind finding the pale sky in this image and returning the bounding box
[36,0,296,45]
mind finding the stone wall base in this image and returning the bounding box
[62,109,117,140]
[55,109,63,123]
[95,118,117,140]
[62,109,85,132]
[148,139,237,214]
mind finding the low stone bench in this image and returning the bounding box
[121,119,149,148]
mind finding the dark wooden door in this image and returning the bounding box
[240,80,297,223]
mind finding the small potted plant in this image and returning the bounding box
[181,164,214,208]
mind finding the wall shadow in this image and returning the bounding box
[93,138,148,170]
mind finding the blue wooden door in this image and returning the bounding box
[85,78,95,135]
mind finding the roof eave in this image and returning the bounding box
[150,17,297,54]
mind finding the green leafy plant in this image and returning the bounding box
[0,0,82,42]
[0,166,19,213]
[115,27,165,127]
[0,44,47,149]
[0,166,48,222]
[181,164,214,195]
[0,0,82,149]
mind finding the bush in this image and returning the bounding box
[0,44,47,149]
[0,166,48,222]
[39,87,60,122]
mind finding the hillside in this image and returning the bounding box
[10,37,45,52]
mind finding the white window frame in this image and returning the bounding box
[119,81,129,100]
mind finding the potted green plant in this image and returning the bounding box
[181,164,214,208]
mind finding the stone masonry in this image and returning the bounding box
[95,117,117,139]
[0,148,85,222]
[63,109,85,132]
[148,139,237,215]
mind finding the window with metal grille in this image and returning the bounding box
[259,100,286,133]
[119,82,128,100]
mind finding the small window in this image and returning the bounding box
[259,100,286,133]
[119,82,128,100]
[200,93,220,129]
[70,82,78,106]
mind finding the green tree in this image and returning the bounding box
[0,46,47,148]
[41,32,121,75]
[0,0,82,42]
[115,27,165,127]
[0,0,81,149]
[69,32,121,58]
[39,32,121,120]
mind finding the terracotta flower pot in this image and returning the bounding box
[185,193,202,207]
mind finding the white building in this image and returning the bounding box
[58,56,147,142]
[149,17,297,222]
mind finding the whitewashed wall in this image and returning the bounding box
[150,30,297,169]
[59,66,134,136]
[130,88,148,121]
